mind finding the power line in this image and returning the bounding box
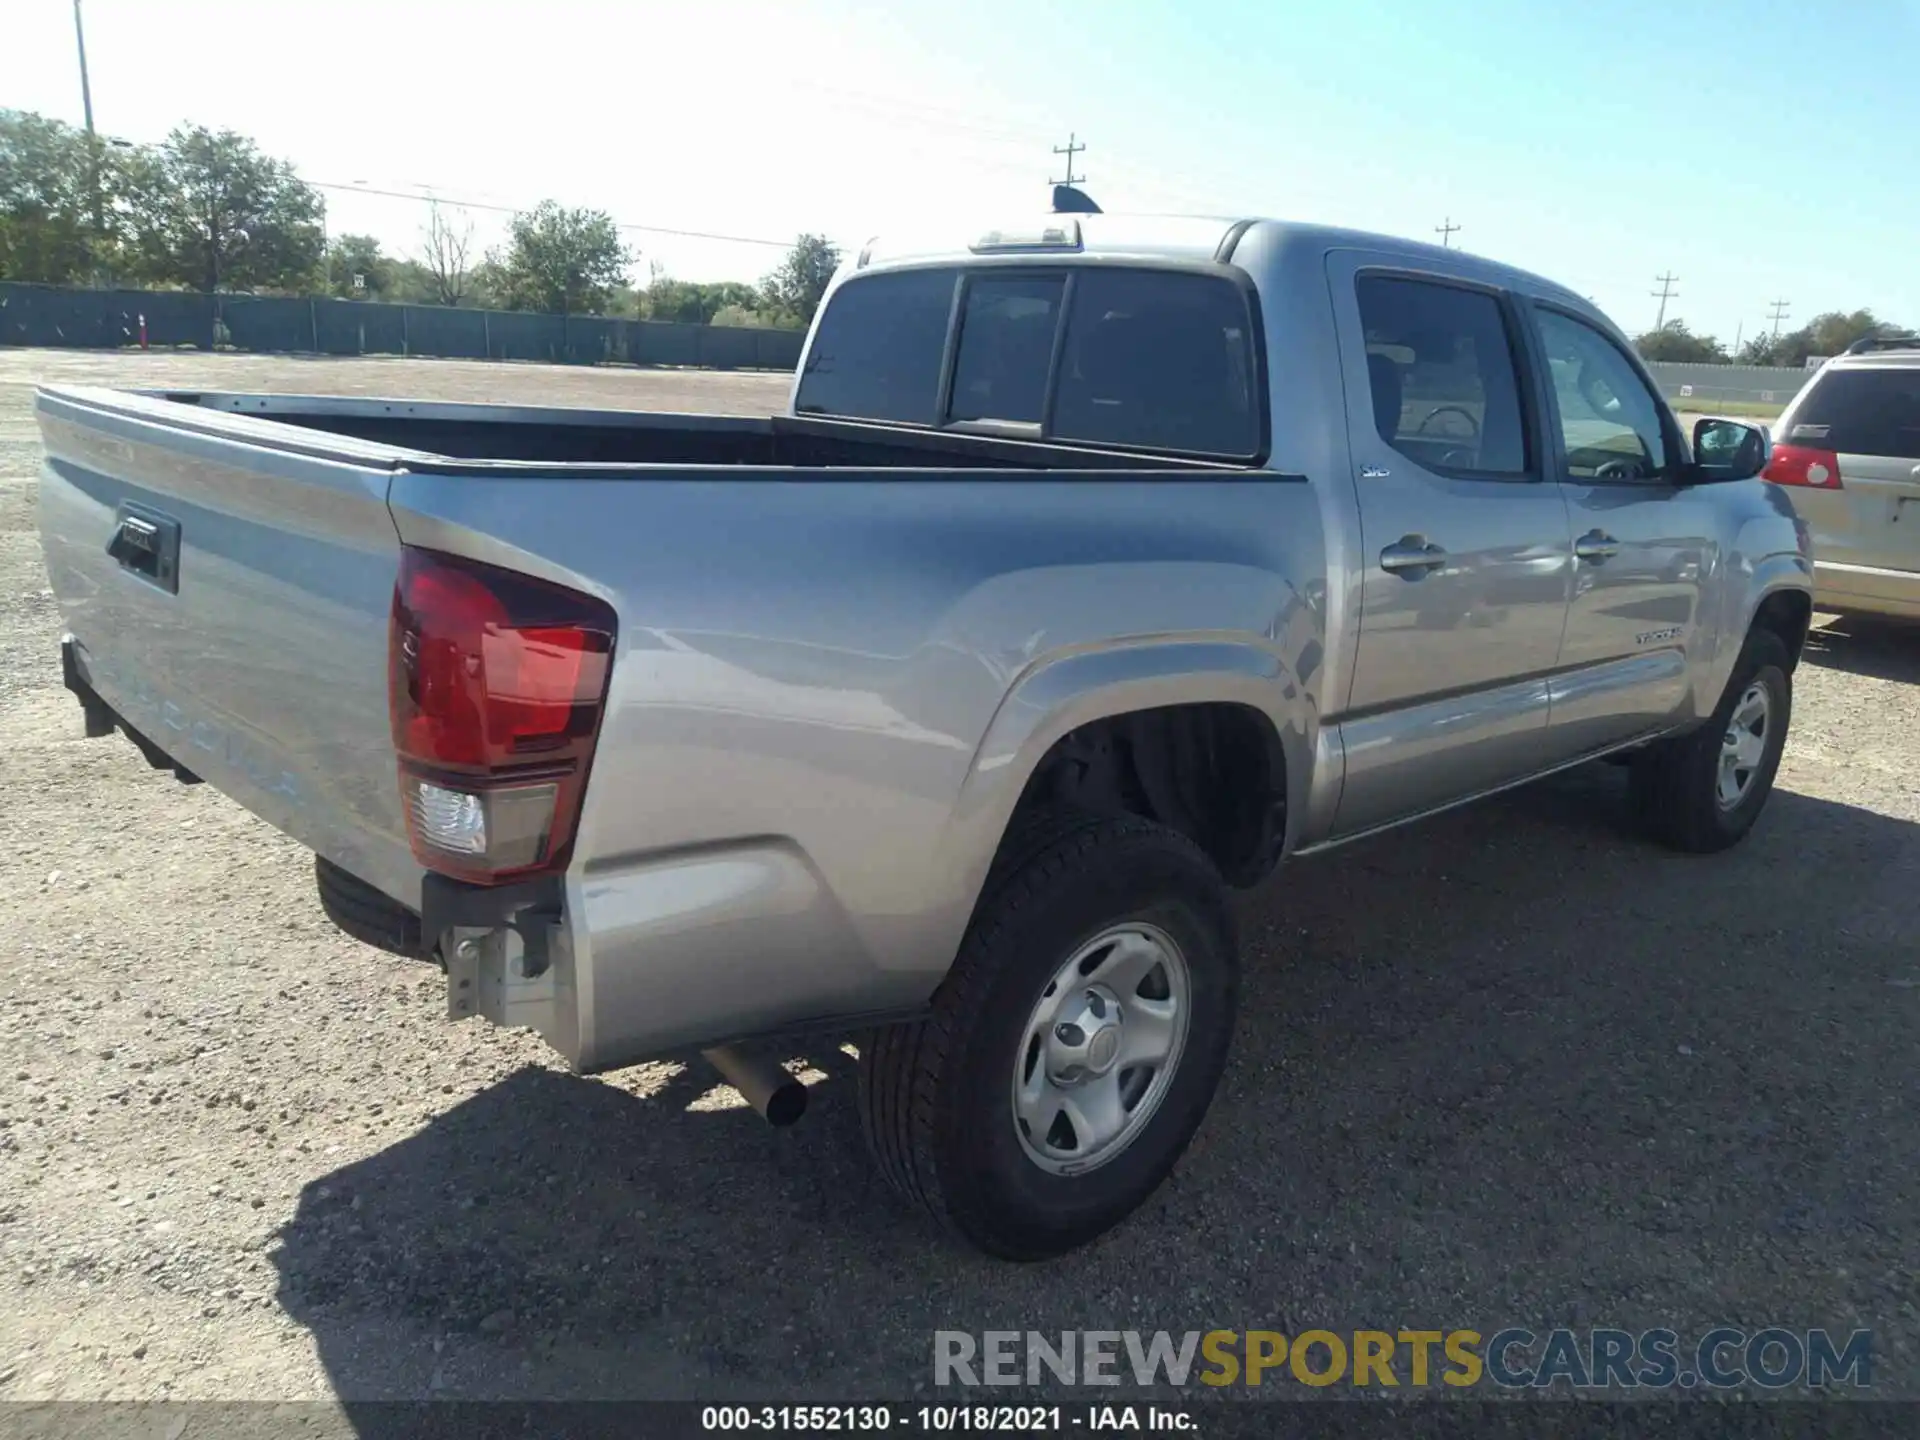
[1767,298,1791,339]
[306,179,794,250]
[1050,133,1087,188]
[1434,216,1460,248]
[1651,272,1679,331]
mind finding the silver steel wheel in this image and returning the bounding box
[1011,923,1191,1176]
[1716,680,1772,810]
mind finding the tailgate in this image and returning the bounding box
[1822,450,1920,573]
[36,385,423,906]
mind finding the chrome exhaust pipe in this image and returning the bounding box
[702,1045,808,1127]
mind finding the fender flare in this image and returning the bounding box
[1695,553,1814,719]
[930,639,1314,946]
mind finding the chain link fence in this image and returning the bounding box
[0,282,805,371]
[1643,361,1812,411]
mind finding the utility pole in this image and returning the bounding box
[1651,272,1679,331]
[1434,217,1460,248]
[1767,298,1791,340]
[1050,133,1086,188]
[73,0,106,264]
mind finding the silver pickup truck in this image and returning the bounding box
[38,212,1812,1260]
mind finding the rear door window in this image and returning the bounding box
[1789,369,1920,459]
[794,268,954,424]
[1354,275,1529,476]
[949,275,1065,426]
[1051,269,1260,457]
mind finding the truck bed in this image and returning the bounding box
[38,381,1311,1067]
[151,390,1228,471]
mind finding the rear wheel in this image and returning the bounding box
[1630,630,1792,853]
[858,812,1238,1260]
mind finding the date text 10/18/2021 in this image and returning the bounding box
[702,1406,1187,1432]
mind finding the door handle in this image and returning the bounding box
[1379,536,1447,577]
[1574,530,1620,563]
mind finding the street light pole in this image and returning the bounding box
[73,0,97,136]
[73,0,107,269]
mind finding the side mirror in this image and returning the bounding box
[1691,417,1768,482]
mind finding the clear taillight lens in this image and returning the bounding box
[388,548,616,885]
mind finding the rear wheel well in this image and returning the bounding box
[1011,703,1287,887]
[1752,590,1813,670]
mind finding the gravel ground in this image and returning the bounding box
[1,351,1916,1404]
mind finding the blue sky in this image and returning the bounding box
[4,0,1916,345]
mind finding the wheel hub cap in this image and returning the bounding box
[1048,986,1125,1082]
[1012,924,1191,1176]
[1716,680,1771,810]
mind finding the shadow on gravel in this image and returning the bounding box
[271,765,1920,1405]
[1802,615,1920,684]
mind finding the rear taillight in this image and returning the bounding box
[388,547,616,885]
[1762,443,1844,490]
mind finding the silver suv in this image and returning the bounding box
[1767,337,1920,618]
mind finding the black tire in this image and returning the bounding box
[858,812,1238,1260]
[1629,630,1791,853]
[314,855,426,958]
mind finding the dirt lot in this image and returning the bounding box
[1,351,1916,1403]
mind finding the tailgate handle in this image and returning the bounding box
[107,503,182,594]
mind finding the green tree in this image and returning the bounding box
[493,200,631,314]
[1771,310,1902,368]
[1734,333,1780,367]
[123,125,324,292]
[759,233,840,326]
[643,274,762,324]
[0,110,105,283]
[320,232,391,299]
[712,302,778,328]
[384,257,437,305]
[464,256,508,309]
[1634,321,1727,364]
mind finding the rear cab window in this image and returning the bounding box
[1788,368,1920,460]
[950,276,1064,426]
[795,264,1263,460]
[794,269,954,425]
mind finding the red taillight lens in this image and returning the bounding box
[1763,443,1844,490]
[388,547,616,884]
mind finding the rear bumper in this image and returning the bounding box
[60,636,925,1069]
[1815,560,1920,620]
